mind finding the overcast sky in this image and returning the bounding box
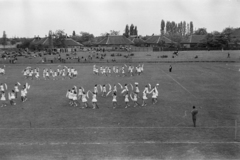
[0,0,239,38]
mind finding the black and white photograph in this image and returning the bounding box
[0,0,240,159]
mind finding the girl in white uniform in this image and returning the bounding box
[72,91,78,107]
[130,92,140,107]
[128,65,131,73]
[102,85,107,97]
[94,85,98,95]
[0,83,4,92]
[66,89,72,106]
[52,71,57,80]
[78,87,83,100]
[35,71,40,79]
[100,66,103,74]
[90,91,99,109]
[108,67,111,76]
[121,84,129,94]
[62,69,66,80]
[149,87,158,105]
[129,66,134,76]
[28,70,33,80]
[45,71,50,80]
[14,84,20,98]
[73,69,78,78]
[21,87,27,102]
[23,69,28,78]
[124,91,130,108]
[112,92,118,109]
[9,90,16,105]
[93,65,96,74]
[115,67,119,77]
[0,67,5,75]
[0,91,7,107]
[136,66,141,75]
[121,66,125,77]
[142,89,148,106]
[43,69,46,80]
[23,83,30,101]
[81,91,88,108]
[102,67,107,76]
[135,83,140,95]
[142,85,149,106]
[95,68,99,75]
[113,84,117,93]
[140,64,144,74]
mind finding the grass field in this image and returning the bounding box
[0,60,240,159]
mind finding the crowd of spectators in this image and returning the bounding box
[0,47,134,64]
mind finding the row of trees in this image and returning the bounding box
[1,31,28,48]
[198,27,240,48]
[123,24,138,37]
[100,30,120,36]
[160,20,195,43]
[160,20,194,36]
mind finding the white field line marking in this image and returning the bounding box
[0,126,237,130]
[0,141,239,146]
[161,69,197,98]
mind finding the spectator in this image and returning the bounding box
[191,106,198,127]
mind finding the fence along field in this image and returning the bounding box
[0,51,239,159]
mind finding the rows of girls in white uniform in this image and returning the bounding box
[66,82,159,109]
[0,82,30,107]
[22,66,78,80]
[93,64,144,76]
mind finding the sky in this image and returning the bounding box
[0,0,239,38]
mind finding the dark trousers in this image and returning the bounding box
[192,118,196,127]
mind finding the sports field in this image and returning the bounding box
[0,55,240,159]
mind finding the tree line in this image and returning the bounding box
[123,24,138,37]
[1,22,239,49]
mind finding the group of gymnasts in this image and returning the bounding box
[22,66,78,80]
[0,82,30,107]
[66,82,159,109]
[93,64,144,77]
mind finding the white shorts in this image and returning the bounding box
[92,99,97,102]
[72,97,77,100]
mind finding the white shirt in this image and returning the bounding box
[112,95,117,102]
[92,94,97,102]
[124,94,129,102]
[102,86,106,92]
[21,90,26,96]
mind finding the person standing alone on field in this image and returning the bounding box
[169,65,172,72]
[191,106,198,127]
